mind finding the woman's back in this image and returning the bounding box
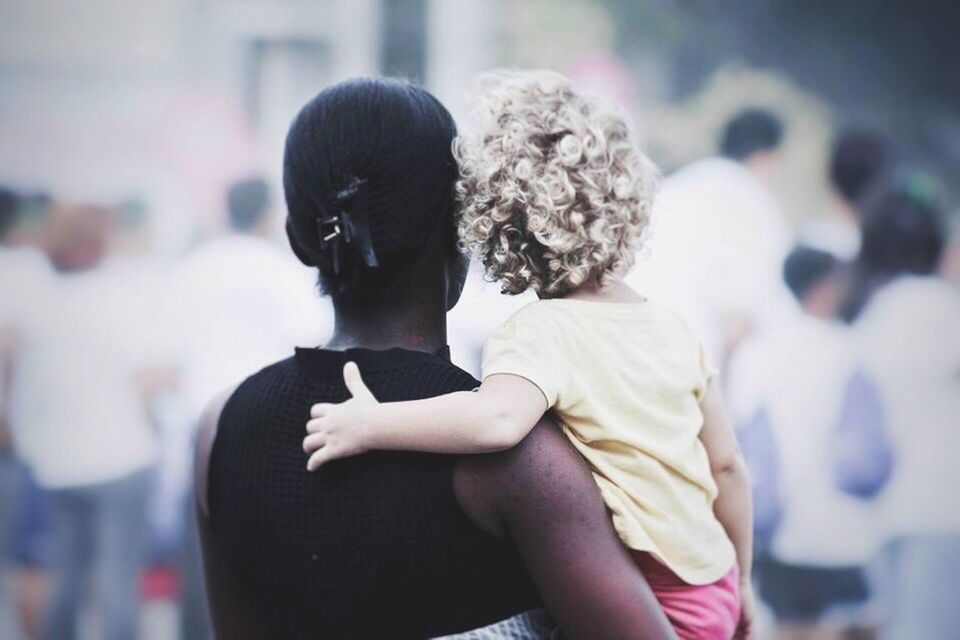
[207,347,538,639]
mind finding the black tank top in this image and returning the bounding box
[208,347,539,639]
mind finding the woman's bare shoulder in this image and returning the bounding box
[452,416,601,536]
[193,385,239,518]
[452,418,678,638]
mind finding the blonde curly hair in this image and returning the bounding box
[455,70,659,297]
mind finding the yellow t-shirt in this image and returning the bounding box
[482,298,736,585]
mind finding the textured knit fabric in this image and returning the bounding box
[483,299,736,585]
[208,347,539,639]
[436,610,551,640]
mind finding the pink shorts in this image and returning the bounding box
[634,553,741,640]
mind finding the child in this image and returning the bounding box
[303,71,755,640]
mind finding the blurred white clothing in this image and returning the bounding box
[177,234,333,421]
[0,247,53,413]
[447,264,535,379]
[10,264,159,488]
[856,276,960,538]
[0,247,52,328]
[727,309,882,566]
[800,216,861,261]
[626,157,793,362]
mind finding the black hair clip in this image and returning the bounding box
[317,177,379,274]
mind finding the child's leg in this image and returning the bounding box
[633,552,741,640]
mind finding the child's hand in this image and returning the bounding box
[303,362,379,470]
[734,578,756,640]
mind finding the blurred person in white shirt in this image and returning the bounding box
[626,108,793,368]
[728,246,892,640]
[8,202,158,640]
[0,192,54,453]
[0,189,56,639]
[97,198,190,571]
[175,178,332,640]
[446,263,535,378]
[841,184,959,640]
[177,178,333,422]
[0,189,33,549]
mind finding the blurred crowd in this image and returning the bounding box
[0,181,332,639]
[628,112,959,640]
[0,103,957,640]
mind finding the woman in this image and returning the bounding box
[194,78,676,639]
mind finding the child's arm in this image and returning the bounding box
[303,362,548,470]
[698,378,755,639]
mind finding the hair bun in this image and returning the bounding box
[283,77,459,305]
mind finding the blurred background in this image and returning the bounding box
[0,1,957,638]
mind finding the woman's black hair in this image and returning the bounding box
[839,180,946,323]
[283,77,460,306]
[783,245,838,303]
[719,108,784,161]
[829,130,897,211]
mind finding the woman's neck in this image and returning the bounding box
[325,294,448,354]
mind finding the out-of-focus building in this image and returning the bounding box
[0,0,497,251]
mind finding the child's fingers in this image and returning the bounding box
[306,446,337,471]
[342,362,376,402]
[735,620,751,640]
[306,418,325,434]
[302,432,326,454]
[310,403,330,418]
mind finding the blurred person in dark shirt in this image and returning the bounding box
[804,130,898,260]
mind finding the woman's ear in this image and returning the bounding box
[445,251,470,312]
[286,218,318,267]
